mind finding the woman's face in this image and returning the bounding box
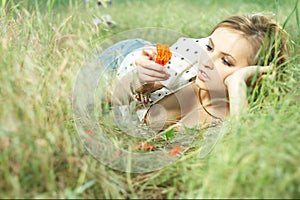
[195,27,253,92]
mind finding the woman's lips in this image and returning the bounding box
[198,69,210,82]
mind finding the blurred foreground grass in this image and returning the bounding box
[0,0,299,198]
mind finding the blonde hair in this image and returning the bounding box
[211,14,289,66]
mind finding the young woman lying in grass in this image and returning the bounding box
[106,14,289,132]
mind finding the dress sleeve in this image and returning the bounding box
[116,47,142,78]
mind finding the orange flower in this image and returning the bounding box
[155,43,172,66]
[86,129,93,135]
[168,145,182,156]
[137,142,156,151]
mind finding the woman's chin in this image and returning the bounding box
[195,76,228,93]
[195,77,208,91]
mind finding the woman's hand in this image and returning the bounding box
[135,48,170,85]
[225,65,273,86]
[224,65,273,117]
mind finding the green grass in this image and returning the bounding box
[0,0,300,198]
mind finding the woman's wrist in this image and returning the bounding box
[225,74,248,117]
[224,73,245,87]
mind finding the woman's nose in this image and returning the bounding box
[202,52,216,70]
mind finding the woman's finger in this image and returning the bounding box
[138,73,169,83]
[142,47,157,60]
[137,67,170,84]
[135,57,168,74]
[258,65,274,74]
[260,73,275,80]
[238,65,274,80]
[226,65,275,85]
[138,67,170,80]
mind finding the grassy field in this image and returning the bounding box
[0,0,300,198]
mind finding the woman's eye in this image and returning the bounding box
[222,58,232,66]
[206,44,213,51]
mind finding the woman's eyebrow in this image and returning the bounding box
[209,37,237,63]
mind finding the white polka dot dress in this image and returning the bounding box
[116,37,209,122]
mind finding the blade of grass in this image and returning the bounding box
[296,0,300,29]
[282,0,299,29]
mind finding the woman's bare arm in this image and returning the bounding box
[225,75,248,117]
[225,65,273,117]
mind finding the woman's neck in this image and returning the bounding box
[192,84,229,120]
